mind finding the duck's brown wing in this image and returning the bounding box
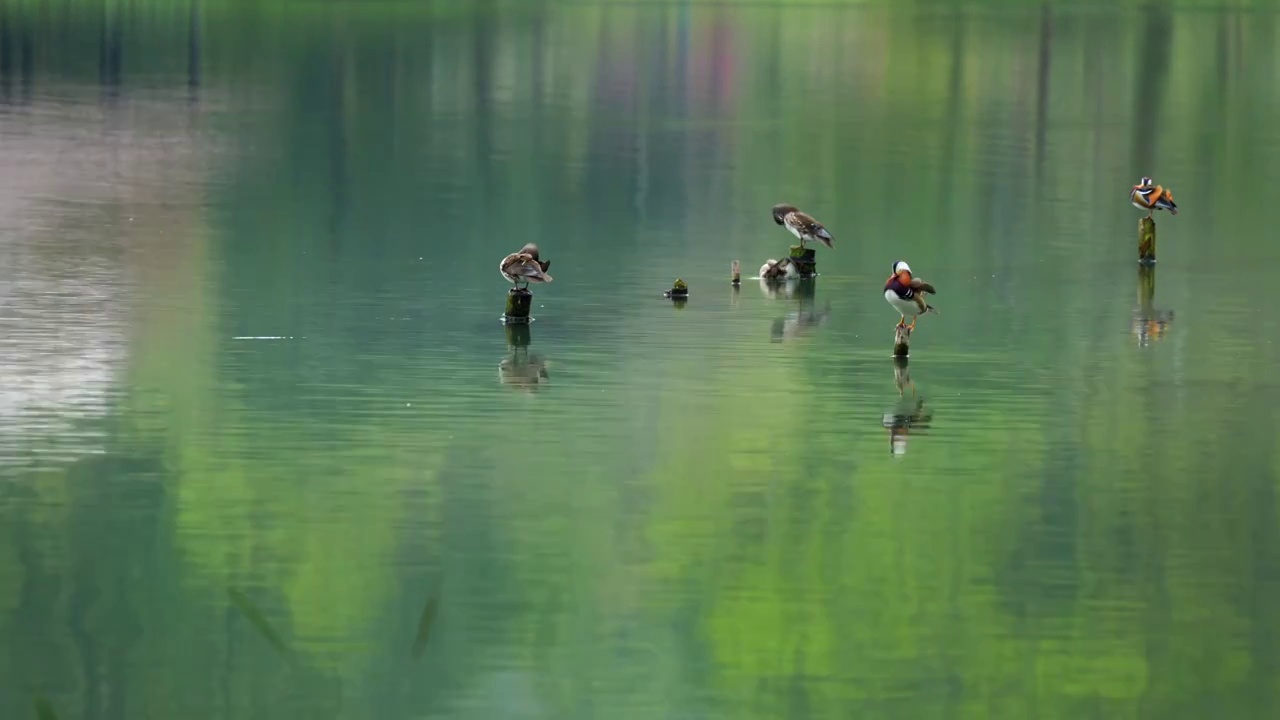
[786,211,831,238]
[502,253,553,282]
[909,278,936,294]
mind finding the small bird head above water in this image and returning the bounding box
[771,204,798,225]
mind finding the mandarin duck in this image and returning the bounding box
[1130,176,1178,218]
[771,204,834,249]
[884,261,937,330]
[499,243,553,288]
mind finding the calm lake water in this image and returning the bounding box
[2,1,1280,718]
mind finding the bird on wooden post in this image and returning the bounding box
[499,243,552,323]
[884,261,937,332]
[1130,176,1176,265]
[1130,176,1178,219]
[771,204,834,249]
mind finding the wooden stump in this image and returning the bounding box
[789,245,818,278]
[893,325,911,358]
[731,260,741,286]
[1138,216,1156,265]
[665,278,689,299]
[504,287,533,324]
[504,322,531,348]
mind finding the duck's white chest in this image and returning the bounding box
[885,290,919,316]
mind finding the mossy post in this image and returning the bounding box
[893,324,911,358]
[1138,216,1156,265]
[665,278,689,299]
[789,245,818,278]
[504,287,533,324]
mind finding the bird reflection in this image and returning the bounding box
[763,278,829,342]
[771,300,831,342]
[882,357,934,457]
[499,323,549,392]
[1132,265,1174,346]
[757,275,808,300]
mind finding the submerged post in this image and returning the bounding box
[789,245,818,278]
[893,325,911,358]
[664,278,689,299]
[1138,264,1156,308]
[504,322,531,348]
[504,287,533,324]
[731,260,741,286]
[1138,216,1156,265]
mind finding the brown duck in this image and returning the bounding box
[499,243,553,288]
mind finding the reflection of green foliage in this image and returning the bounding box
[33,697,59,720]
[2,3,1279,720]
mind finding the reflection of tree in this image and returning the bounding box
[1034,4,1053,184]
[98,2,122,89]
[4,3,1280,719]
[1130,7,1172,174]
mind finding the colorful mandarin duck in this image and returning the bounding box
[1130,176,1178,218]
[771,204,834,249]
[883,261,937,330]
[499,243,553,288]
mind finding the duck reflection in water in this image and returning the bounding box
[760,277,829,341]
[499,323,549,393]
[1132,265,1174,347]
[882,357,934,457]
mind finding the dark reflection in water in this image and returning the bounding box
[499,324,551,392]
[882,358,934,457]
[1,2,1280,720]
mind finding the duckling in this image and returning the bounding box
[500,243,553,289]
[883,260,937,331]
[771,204,834,249]
[1130,176,1178,218]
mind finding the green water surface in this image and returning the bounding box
[2,2,1279,718]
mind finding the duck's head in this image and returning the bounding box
[892,261,912,275]
[1138,176,1153,187]
[771,204,797,225]
[519,243,541,260]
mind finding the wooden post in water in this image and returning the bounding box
[789,245,818,278]
[893,324,911,358]
[1138,216,1156,265]
[504,287,533,324]
[730,260,741,286]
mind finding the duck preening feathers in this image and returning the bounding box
[759,257,799,280]
[1130,176,1178,218]
[771,204,833,249]
[500,243,553,288]
[883,260,937,330]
